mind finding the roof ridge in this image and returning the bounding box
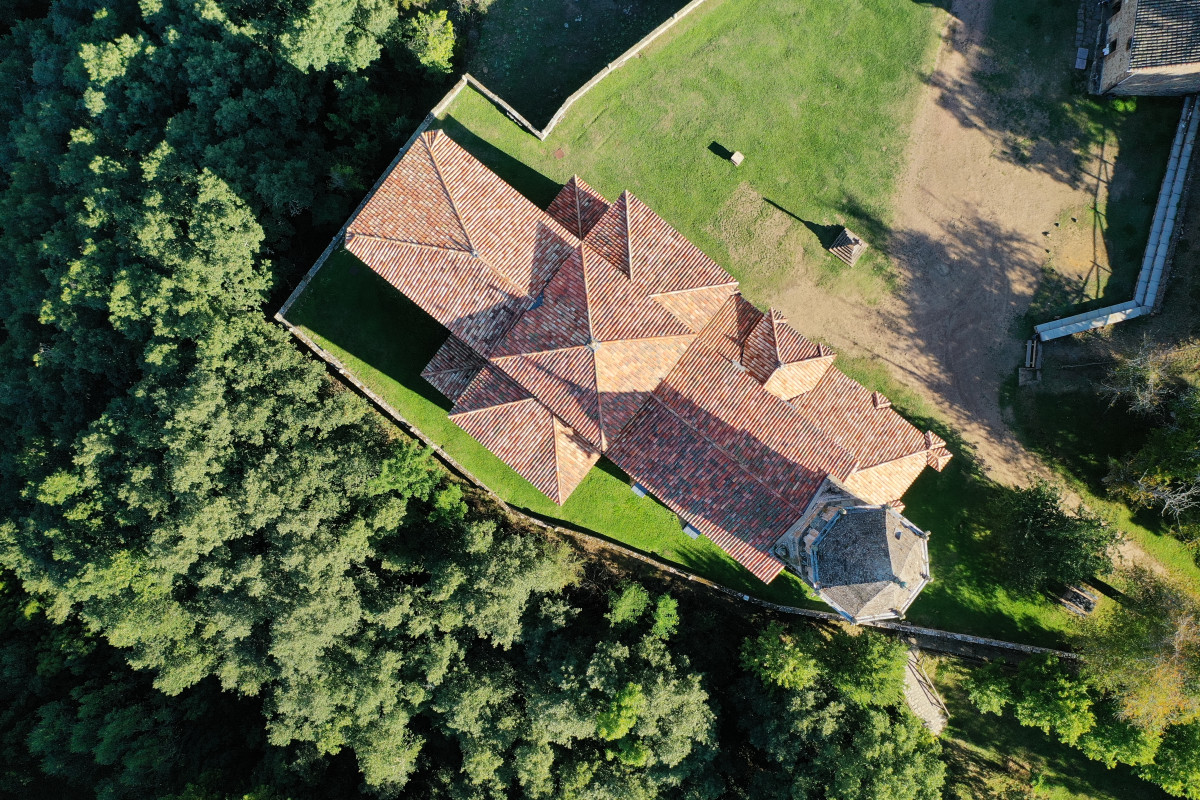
[346,231,472,255]
[647,281,739,298]
[551,415,564,501]
[492,342,592,360]
[422,134,478,258]
[572,176,584,240]
[622,191,635,280]
[450,395,539,417]
[578,245,598,343]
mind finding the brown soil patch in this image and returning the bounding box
[767,0,1108,486]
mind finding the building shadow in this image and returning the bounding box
[439,115,561,207]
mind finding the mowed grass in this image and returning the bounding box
[935,658,1171,800]
[289,250,821,607]
[440,0,946,304]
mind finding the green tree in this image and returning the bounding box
[1012,655,1095,745]
[996,479,1117,592]
[404,10,455,75]
[822,629,909,707]
[1140,721,1200,799]
[740,621,819,691]
[1078,566,1200,732]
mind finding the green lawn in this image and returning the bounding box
[468,0,689,127]
[936,659,1170,800]
[442,0,946,304]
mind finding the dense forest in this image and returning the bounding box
[0,1,1197,798]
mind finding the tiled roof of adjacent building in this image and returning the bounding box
[343,130,951,585]
[1131,0,1200,70]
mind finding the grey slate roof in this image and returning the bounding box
[812,506,929,621]
[1131,0,1200,69]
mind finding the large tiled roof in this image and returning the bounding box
[1131,0,1200,70]
[345,130,578,350]
[346,130,950,589]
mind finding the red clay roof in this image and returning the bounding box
[546,176,610,238]
[347,130,949,584]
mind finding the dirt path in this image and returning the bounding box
[771,0,1099,485]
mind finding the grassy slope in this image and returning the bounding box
[936,659,1170,800]
[442,0,945,304]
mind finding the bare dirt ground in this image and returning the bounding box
[770,0,1103,486]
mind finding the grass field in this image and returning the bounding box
[442,0,946,304]
[936,658,1170,800]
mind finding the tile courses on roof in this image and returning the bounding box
[341,129,952,609]
[1131,0,1200,70]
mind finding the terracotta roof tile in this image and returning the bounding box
[421,335,486,402]
[428,133,580,296]
[651,284,740,333]
[791,369,930,469]
[546,176,609,238]
[607,397,789,582]
[582,245,693,342]
[344,235,523,350]
[449,368,599,503]
[491,346,603,446]
[624,192,736,294]
[348,133,473,252]
[489,248,591,358]
[595,336,695,442]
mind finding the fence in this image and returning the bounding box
[1036,95,1198,341]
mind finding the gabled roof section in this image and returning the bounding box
[426,132,580,296]
[348,131,474,253]
[491,346,603,446]
[790,369,934,470]
[448,366,599,503]
[583,191,737,296]
[487,246,698,448]
[651,283,740,333]
[741,309,836,399]
[489,247,592,358]
[343,236,524,350]
[607,396,790,583]
[421,335,486,403]
[812,506,930,622]
[649,341,854,508]
[1131,0,1200,70]
[546,176,610,238]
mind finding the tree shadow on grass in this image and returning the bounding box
[464,0,692,129]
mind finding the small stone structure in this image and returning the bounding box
[829,227,867,266]
[730,150,744,166]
